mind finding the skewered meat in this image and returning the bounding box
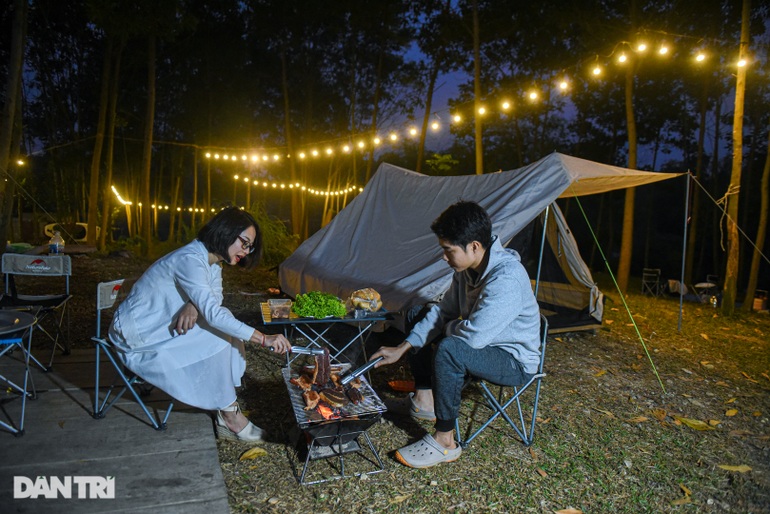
[319,388,348,408]
[303,390,320,410]
[314,348,331,386]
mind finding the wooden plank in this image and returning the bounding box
[1,348,230,514]
[0,448,229,513]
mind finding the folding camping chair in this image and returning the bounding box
[0,253,72,371]
[0,310,37,436]
[92,279,173,430]
[641,268,662,297]
[455,314,548,448]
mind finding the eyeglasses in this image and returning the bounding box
[236,235,256,254]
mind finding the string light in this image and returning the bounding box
[112,185,132,205]
[198,34,730,164]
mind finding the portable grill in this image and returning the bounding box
[282,365,387,485]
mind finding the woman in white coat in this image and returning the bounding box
[108,207,291,442]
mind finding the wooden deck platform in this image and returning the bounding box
[0,347,230,513]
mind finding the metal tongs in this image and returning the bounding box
[289,345,327,356]
[340,356,384,386]
[269,345,326,355]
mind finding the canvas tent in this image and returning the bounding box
[507,202,604,333]
[279,152,683,331]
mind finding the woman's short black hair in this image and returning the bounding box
[197,207,262,269]
[430,200,492,249]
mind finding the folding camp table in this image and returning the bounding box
[260,302,389,365]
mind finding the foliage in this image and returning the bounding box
[424,153,460,175]
[292,290,347,318]
[248,202,298,267]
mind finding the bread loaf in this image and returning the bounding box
[350,288,382,311]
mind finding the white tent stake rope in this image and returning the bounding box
[570,186,666,393]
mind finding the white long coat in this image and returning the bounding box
[108,240,255,410]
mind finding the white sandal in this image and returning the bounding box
[215,403,264,442]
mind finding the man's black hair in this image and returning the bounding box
[198,207,262,269]
[430,200,492,249]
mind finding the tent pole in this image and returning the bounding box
[678,172,691,332]
[534,204,550,298]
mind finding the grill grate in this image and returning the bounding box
[282,366,386,429]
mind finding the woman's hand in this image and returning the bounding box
[249,330,291,355]
[175,302,198,335]
[370,341,412,367]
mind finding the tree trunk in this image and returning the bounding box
[722,0,750,316]
[281,50,301,236]
[741,126,769,311]
[472,0,483,174]
[140,35,156,256]
[366,50,384,183]
[86,37,113,246]
[416,63,438,174]
[685,79,710,284]
[617,62,638,293]
[99,38,124,250]
[0,0,26,255]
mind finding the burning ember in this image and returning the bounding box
[289,348,365,420]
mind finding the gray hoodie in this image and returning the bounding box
[406,236,542,374]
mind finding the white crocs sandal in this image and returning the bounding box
[395,434,462,468]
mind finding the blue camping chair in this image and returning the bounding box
[0,310,37,436]
[455,314,549,447]
[92,279,173,430]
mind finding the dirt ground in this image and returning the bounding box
[30,253,770,513]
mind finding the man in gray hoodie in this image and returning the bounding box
[371,200,541,468]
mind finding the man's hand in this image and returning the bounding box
[370,341,412,367]
[175,302,198,335]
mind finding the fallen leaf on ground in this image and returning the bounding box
[725,409,738,417]
[700,333,709,340]
[742,372,759,383]
[536,468,548,477]
[674,416,715,431]
[593,408,615,418]
[604,319,614,325]
[725,397,736,404]
[717,464,751,473]
[626,416,649,423]
[762,372,770,382]
[708,419,721,426]
[679,483,692,496]
[554,509,583,514]
[700,361,714,369]
[651,408,667,421]
[594,369,607,377]
[529,447,537,460]
[390,494,411,504]
[239,447,267,461]
[671,497,692,506]
[715,381,729,387]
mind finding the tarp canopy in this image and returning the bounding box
[279,152,684,315]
